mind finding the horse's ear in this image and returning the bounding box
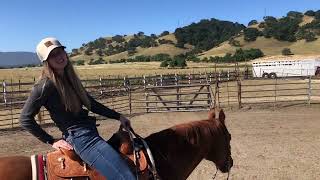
[208,108,216,120]
[218,109,225,124]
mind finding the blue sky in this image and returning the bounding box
[0,0,319,52]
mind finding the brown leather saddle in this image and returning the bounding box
[46,129,149,180]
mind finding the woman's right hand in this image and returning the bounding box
[52,139,73,151]
[119,115,132,131]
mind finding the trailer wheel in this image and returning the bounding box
[269,73,277,79]
[262,73,269,79]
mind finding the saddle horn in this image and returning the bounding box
[59,148,82,162]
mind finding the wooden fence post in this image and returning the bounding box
[274,78,277,110]
[176,85,180,110]
[227,70,230,81]
[213,75,219,108]
[18,79,21,93]
[237,80,242,109]
[10,79,13,128]
[205,72,208,84]
[128,80,132,115]
[308,76,312,105]
[143,75,146,88]
[174,73,178,85]
[175,73,179,110]
[2,81,7,106]
[99,76,103,95]
[206,84,211,106]
[227,81,230,107]
[111,79,114,109]
[208,85,215,108]
[143,75,149,113]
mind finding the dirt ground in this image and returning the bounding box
[0,105,319,180]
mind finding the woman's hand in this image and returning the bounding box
[52,139,73,151]
[119,115,132,130]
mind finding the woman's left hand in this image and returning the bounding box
[119,115,132,130]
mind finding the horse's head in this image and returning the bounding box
[205,108,233,173]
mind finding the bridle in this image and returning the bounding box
[212,164,230,180]
[121,126,161,180]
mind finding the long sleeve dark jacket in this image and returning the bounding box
[19,78,121,145]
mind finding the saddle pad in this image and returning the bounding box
[31,154,45,180]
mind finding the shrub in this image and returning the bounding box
[160,60,169,67]
[305,10,316,16]
[282,48,293,55]
[244,28,262,41]
[74,60,85,66]
[160,31,170,37]
[248,20,258,26]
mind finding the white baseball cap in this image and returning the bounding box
[36,37,65,62]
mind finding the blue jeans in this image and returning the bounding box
[64,125,136,180]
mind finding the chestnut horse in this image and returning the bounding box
[0,108,232,180]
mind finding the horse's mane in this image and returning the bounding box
[146,114,224,148]
[172,118,224,146]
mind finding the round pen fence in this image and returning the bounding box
[1,71,320,129]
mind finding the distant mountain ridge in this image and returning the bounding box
[0,52,40,67]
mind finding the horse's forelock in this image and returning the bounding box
[208,108,225,124]
[208,108,216,120]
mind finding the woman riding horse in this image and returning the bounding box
[20,37,135,180]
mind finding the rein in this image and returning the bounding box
[120,126,160,180]
[212,163,230,180]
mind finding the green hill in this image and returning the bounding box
[70,33,191,63]
[201,12,320,59]
[69,19,244,64]
[200,36,320,58]
[70,10,320,65]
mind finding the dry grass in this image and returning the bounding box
[134,44,190,57]
[158,34,177,43]
[299,15,314,26]
[0,62,243,82]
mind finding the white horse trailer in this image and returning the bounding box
[252,57,320,78]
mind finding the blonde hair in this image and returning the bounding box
[40,59,91,113]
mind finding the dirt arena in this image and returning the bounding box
[0,105,319,180]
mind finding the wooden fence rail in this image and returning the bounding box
[218,77,320,108]
[1,71,320,129]
[144,83,213,112]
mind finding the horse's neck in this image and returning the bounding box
[146,121,213,179]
